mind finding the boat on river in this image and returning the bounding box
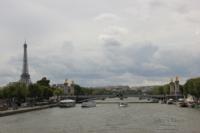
[82,100,96,108]
[177,102,188,107]
[59,99,76,108]
[167,99,174,104]
[119,102,128,107]
[151,99,159,103]
[0,105,8,111]
[176,98,188,107]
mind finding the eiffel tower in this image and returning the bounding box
[20,41,31,85]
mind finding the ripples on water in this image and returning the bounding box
[0,98,200,133]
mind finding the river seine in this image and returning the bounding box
[0,98,200,133]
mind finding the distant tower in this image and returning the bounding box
[20,41,31,85]
[174,76,180,95]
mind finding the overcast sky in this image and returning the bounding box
[0,0,200,87]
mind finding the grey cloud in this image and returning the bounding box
[101,39,169,77]
[0,0,200,86]
[61,41,74,51]
[2,38,200,87]
[149,0,166,9]
[94,13,120,22]
[155,49,200,77]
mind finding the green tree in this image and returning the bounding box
[152,86,164,95]
[15,83,29,100]
[41,86,53,99]
[74,84,84,95]
[37,77,50,87]
[82,88,94,95]
[0,88,3,98]
[2,86,10,98]
[28,84,43,98]
[35,77,53,99]
[184,77,200,100]
[2,82,28,101]
[163,84,170,95]
[53,88,63,96]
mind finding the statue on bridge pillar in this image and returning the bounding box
[175,76,180,95]
[169,78,175,95]
[169,76,180,96]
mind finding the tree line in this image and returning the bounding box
[0,77,63,103]
[0,77,115,103]
[149,84,183,95]
[184,77,200,100]
[150,77,200,100]
[3,76,199,102]
[73,85,115,96]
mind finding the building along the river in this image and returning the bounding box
[53,79,75,96]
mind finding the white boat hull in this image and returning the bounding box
[119,102,128,107]
[59,99,76,108]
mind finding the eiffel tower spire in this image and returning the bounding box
[20,41,31,85]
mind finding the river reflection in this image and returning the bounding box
[0,98,200,133]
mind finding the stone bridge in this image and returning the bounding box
[61,94,183,103]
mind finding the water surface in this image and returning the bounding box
[0,98,200,133]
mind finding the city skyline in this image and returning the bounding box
[0,0,200,87]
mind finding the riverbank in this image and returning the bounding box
[0,101,154,117]
[96,101,157,104]
[0,104,57,117]
[1,97,199,117]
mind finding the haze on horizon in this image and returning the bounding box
[0,0,200,87]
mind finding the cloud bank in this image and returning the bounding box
[0,0,200,86]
